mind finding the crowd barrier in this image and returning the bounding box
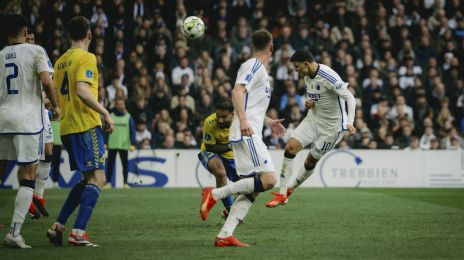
[1,149,463,188]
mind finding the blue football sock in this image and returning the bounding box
[56,181,86,225]
[254,176,264,192]
[221,197,233,212]
[74,184,101,231]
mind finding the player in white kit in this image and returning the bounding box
[25,29,53,219]
[0,15,59,248]
[265,49,356,207]
[200,29,285,247]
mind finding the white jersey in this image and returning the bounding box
[0,43,53,134]
[303,64,355,132]
[230,58,271,141]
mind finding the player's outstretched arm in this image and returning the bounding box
[39,71,60,120]
[265,117,286,137]
[76,81,114,133]
[231,84,253,136]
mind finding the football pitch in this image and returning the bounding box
[0,188,463,259]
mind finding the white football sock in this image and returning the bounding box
[212,178,254,200]
[279,157,294,196]
[217,195,253,238]
[10,186,33,237]
[35,161,50,198]
[289,166,314,190]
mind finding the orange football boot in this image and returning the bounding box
[215,236,250,247]
[200,187,217,220]
[265,188,293,208]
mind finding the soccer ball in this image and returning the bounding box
[182,16,205,39]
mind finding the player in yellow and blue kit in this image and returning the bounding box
[46,16,114,248]
[198,99,236,219]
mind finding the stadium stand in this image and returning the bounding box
[1,0,463,150]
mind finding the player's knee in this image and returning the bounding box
[285,139,301,156]
[260,174,276,190]
[85,170,106,188]
[304,159,317,171]
[214,171,228,184]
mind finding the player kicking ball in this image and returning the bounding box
[200,29,286,247]
[265,49,356,208]
[198,99,236,219]
[46,16,114,247]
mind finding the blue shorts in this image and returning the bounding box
[61,127,106,172]
[198,151,239,182]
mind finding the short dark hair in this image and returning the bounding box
[252,29,272,51]
[290,49,315,63]
[68,16,90,41]
[4,15,28,38]
[215,98,234,113]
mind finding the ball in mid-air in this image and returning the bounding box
[182,16,205,39]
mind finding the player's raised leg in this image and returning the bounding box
[288,152,318,191]
[203,154,233,213]
[265,137,303,207]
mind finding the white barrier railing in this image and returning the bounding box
[1,149,463,188]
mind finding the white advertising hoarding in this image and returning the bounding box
[1,149,463,188]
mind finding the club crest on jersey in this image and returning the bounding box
[245,74,252,82]
[86,70,93,78]
[205,133,211,141]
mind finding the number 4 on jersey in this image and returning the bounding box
[60,71,70,100]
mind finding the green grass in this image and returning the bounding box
[0,188,463,259]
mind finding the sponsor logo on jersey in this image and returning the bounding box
[307,92,321,101]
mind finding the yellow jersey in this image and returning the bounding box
[54,48,101,135]
[200,113,233,159]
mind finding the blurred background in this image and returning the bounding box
[1,0,463,151]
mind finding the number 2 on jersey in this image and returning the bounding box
[5,63,19,94]
[60,71,70,100]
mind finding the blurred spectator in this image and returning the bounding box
[135,117,152,149]
[172,57,194,86]
[404,136,420,150]
[4,0,461,151]
[420,126,436,150]
[106,74,128,107]
[280,80,304,112]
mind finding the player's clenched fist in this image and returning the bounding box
[305,99,315,109]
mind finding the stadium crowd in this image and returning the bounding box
[1,0,463,151]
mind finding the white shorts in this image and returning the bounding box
[292,119,345,160]
[0,134,40,164]
[231,136,274,176]
[39,113,53,161]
